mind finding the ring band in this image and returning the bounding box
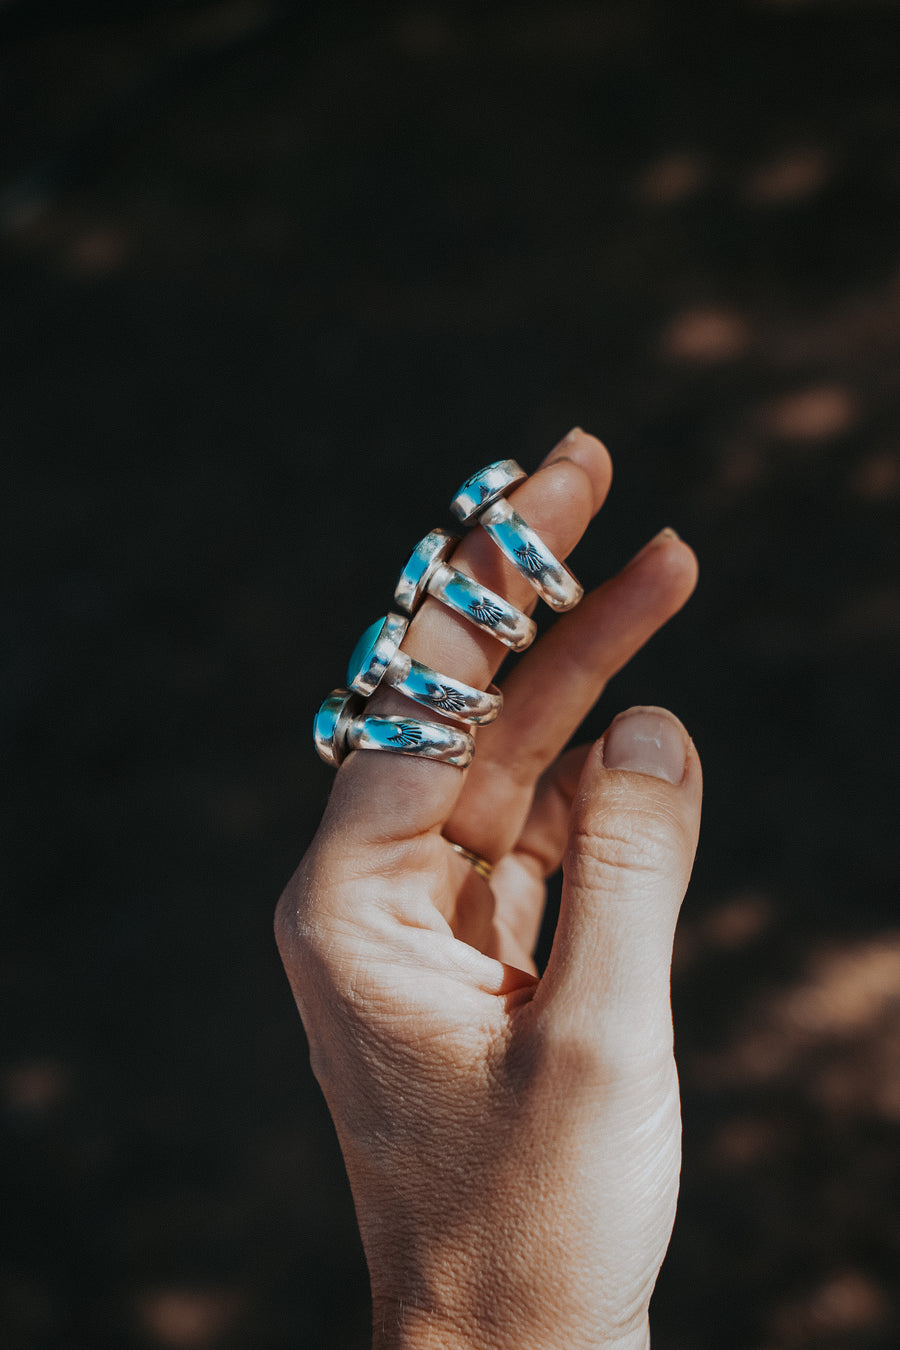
[450,459,584,612]
[446,840,494,882]
[314,689,475,768]
[346,612,502,726]
[451,459,527,518]
[394,528,537,652]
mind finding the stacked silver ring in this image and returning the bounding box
[314,689,475,769]
[346,612,502,725]
[313,453,585,768]
[450,459,583,612]
[394,528,536,651]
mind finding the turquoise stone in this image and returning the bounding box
[347,617,386,685]
[313,702,338,744]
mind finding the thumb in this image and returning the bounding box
[537,706,702,1075]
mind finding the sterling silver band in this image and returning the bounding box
[347,612,502,726]
[480,498,583,611]
[347,713,474,766]
[394,528,537,652]
[313,688,362,768]
[450,459,584,613]
[450,459,527,522]
[314,688,474,768]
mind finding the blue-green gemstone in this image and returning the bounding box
[347,617,385,685]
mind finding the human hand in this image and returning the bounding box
[276,431,702,1350]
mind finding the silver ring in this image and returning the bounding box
[346,613,503,725]
[450,459,584,612]
[313,688,474,768]
[394,528,537,652]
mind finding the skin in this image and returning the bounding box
[276,430,703,1349]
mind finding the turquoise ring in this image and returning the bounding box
[346,613,502,726]
[313,688,475,769]
[450,459,584,612]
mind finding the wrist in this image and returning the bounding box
[371,1292,651,1350]
[361,1188,658,1350]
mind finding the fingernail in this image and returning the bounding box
[540,426,584,466]
[603,707,688,784]
[623,526,682,570]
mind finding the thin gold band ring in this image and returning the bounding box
[445,840,494,883]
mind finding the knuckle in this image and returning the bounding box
[273,858,310,955]
[274,852,387,1004]
[273,884,302,962]
[566,800,685,895]
[273,850,333,975]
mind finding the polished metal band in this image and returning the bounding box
[394,528,537,652]
[347,612,503,726]
[450,459,584,612]
[480,498,583,612]
[446,840,494,882]
[450,459,528,524]
[393,528,458,612]
[428,564,537,649]
[347,713,474,767]
[313,688,363,768]
[314,689,475,768]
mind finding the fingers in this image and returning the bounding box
[320,431,612,850]
[535,707,702,1076]
[444,529,698,863]
[487,744,592,963]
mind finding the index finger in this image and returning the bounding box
[316,430,612,851]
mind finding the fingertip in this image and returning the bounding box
[654,535,699,616]
[540,428,613,513]
[600,705,692,786]
[585,705,702,817]
[662,532,699,595]
[623,528,699,610]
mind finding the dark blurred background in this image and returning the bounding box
[3,1,899,1346]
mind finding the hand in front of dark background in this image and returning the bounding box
[277,432,701,1349]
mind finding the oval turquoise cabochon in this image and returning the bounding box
[347,617,387,686]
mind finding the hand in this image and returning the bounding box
[276,431,702,1350]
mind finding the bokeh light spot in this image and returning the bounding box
[851,449,900,499]
[760,384,858,441]
[659,306,751,363]
[65,225,132,278]
[743,147,833,206]
[783,936,900,1035]
[703,892,774,950]
[635,151,709,205]
[3,1059,72,1117]
[770,1269,890,1342]
[712,1116,782,1168]
[135,1287,244,1349]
